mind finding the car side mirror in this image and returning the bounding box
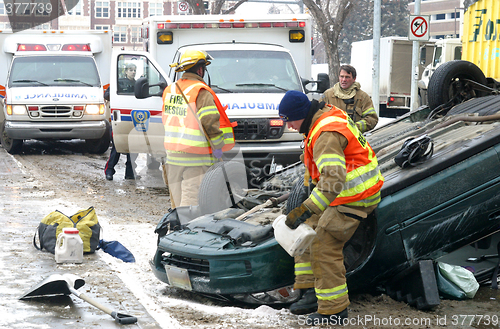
[419,47,427,66]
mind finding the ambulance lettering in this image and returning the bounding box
[225,103,277,110]
[23,94,89,99]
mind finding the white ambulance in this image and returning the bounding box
[109,14,328,174]
[0,30,112,154]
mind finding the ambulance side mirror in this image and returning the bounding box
[303,73,330,94]
[316,73,330,93]
[134,77,167,99]
[135,77,151,99]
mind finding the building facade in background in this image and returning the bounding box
[0,0,232,49]
[0,1,467,50]
[408,0,464,39]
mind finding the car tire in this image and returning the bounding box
[446,94,500,117]
[199,160,248,214]
[428,60,487,111]
[285,176,314,214]
[0,120,23,154]
[85,122,111,154]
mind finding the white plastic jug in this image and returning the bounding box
[273,214,317,257]
[55,228,83,264]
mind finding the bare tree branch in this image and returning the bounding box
[222,0,248,14]
[213,0,225,14]
[210,0,250,14]
[303,0,359,85]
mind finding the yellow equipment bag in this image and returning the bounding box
[34,206,101,254]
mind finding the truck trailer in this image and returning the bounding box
[350,36,434,116]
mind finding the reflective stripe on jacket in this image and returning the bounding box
[162,79,235,155]
[303,106,383,207]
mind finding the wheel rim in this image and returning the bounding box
[448,77,481,107]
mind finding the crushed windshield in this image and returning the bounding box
[205,50,302,93]
[8,56,100,88]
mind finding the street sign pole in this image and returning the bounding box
[373,0,381,116]
[409,1,429,112]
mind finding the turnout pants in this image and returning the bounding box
[294,204,376,315]
[167,164,209,208]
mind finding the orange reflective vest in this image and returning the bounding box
[303,106,384,207]
[162,79,236,154]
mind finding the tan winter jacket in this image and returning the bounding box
[320,83,378,133]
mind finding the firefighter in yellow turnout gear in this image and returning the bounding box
[163,50,235,208]
[278,90,384,326]
[320,64,378,134]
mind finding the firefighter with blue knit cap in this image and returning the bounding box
[162,49,235,208]
[278,90,384,326]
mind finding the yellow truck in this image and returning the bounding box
[426,0,500,112]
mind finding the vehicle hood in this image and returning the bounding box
[219,93,283,119]
[7,86,102,104]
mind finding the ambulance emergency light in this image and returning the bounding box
[156,18,306,45]
[17,43,91,51]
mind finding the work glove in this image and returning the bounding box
[285,204,312,229]
[213,148,223,159]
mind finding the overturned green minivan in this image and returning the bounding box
[151,95,500,305]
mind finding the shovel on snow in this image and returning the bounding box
[19,273,138,325]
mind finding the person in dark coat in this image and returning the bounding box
[103,85,137,180]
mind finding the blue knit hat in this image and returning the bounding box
[279,90,311,122]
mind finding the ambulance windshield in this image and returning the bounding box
[205,50,302,94]
[8,56,100,88]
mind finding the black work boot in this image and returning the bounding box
[290,288,318,315]
[306,308,348,326]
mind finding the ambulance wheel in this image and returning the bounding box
[0,120,23,154]
[85,135,110,154]
[285,176,314,214]
[199,161,248,214]
[85,123,111,154]
[428,60,487,111]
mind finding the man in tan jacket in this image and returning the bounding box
[320,64,378,133]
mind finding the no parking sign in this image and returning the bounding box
[409,15,430,41]
[178,1,189,13]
